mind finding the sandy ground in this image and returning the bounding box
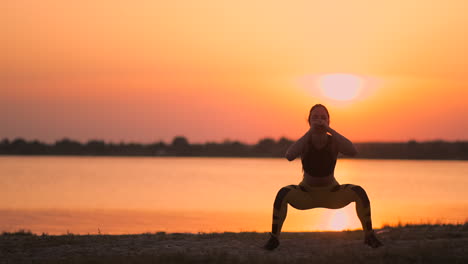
[1,225,467,263]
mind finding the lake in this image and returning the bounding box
[1,156,467,234]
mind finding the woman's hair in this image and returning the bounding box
[307,104,330,126]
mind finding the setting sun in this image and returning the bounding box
[319,74,363,101]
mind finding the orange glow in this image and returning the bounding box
[319,74,363,101]
[296,73,381,109]
[2,1,468,143]
[327,210,349,231]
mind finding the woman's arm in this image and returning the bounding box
[285,130,311,161]
[314,119,357,156]
[327,127,358,156]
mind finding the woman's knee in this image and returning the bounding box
[273,186,295,210]
[350,185,370,208]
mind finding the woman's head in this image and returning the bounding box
[308,104,330,127]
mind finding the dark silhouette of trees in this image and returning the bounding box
[84,140,108,155]
[148,141,167,156]
[54,138,82,155]
[354,140,468,160]
[253,138,277,156]
[171,136,191,156]
[1,138,48,155]
[0,137,467,160]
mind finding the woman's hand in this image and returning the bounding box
[310,119,331,133]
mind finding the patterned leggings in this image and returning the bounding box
[271,180,373,237]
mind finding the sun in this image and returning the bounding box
[318,73,363,101]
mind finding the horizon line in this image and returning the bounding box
[2,137,467,145]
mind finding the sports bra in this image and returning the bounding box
[301,135,337,177]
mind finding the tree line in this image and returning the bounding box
[1,137,467,160]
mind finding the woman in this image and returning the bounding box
[264,104,383,250]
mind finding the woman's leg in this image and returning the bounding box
[325,184,382,247]
[266,183,382,250]
[270,184,315,238]
[264,184,315,250]
[326,184,373,234]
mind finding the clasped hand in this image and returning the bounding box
[310,119,330,132]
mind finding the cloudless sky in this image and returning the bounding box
[2,0,468,144]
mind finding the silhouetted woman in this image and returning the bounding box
[264,104,383,250]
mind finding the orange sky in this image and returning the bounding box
[2,0,468,144]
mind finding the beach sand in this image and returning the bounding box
[1,224,467,264]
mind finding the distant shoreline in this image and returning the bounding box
[1,137,467,160]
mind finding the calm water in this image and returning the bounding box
[1,156,467,234]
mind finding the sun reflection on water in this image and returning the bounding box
[327,210,349,231]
